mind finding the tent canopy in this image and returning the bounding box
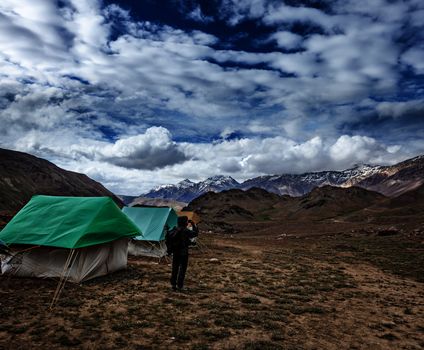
[0,195,140,249]
[122,207,178,241]
[177,211,200,224]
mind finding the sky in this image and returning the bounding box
[1,0,423,195]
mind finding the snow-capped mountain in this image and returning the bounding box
[144,175,240,202]
[241,164,382,196]
[140,155,423,201]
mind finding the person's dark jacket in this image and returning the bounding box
[172,224,198,255]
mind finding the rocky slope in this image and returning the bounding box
[343,183,424,226]
[0,148,122,218]
[286,185,386,220]
[186,187,283,219]
[184,187,285,232]
[354,155,424,196]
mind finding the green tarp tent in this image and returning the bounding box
[0,196,141,282]
[0,195,140,248]
[122,207,178,257]
[122,207,177,241]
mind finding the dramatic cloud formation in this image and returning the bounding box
[100,127,188,170]
[0,0,423,194]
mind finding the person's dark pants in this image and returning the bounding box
[171,253,189,289]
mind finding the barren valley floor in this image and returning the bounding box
[1,224,423,350]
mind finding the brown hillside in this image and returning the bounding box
[383,183,424,209]
[0,148,122,219]
[185,187,286,231]
[357,155,424,196]
[185,186,387,233]
[130,197,187,211]
[186,187,283,216]
[337,183,424,228]
[285,185,387,220]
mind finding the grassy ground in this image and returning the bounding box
[1,225,423,349]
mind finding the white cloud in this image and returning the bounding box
[330,135,379,163]
[401,47,424,74]
[376,99,424,119]
[219,0,267,25]
[99,127,188,169]
[270,31,303,50]
[187,6,214,23]
[263,3,336,30]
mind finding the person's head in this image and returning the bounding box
[177,216,188,228]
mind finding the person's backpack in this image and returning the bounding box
[165,227,180,255]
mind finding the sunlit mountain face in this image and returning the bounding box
[1,0,423,195]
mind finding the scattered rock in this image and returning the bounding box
[379,333,399,341]
[381,321,396,329]
[377,227,400,236]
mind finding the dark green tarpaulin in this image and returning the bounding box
[0,195,141,248]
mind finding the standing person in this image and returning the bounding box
[167,216,198,291]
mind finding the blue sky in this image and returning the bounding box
[0,0,423,194]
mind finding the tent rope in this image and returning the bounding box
[50,249,76,309]
[12,245,41,254]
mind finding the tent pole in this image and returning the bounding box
[50,248,75,309]
[53,249,79,306]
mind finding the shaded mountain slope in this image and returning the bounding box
[184,187,285,231]
[0,148,122,216]
[186,186,389,232]
[355,155,424,197]
[383,183,424,209]
[285,186,387,220]
[343,183,424,226]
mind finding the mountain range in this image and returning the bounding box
[142,175,240,203]
[141,155,424,202]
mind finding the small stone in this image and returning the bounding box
[381,321,396,329]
